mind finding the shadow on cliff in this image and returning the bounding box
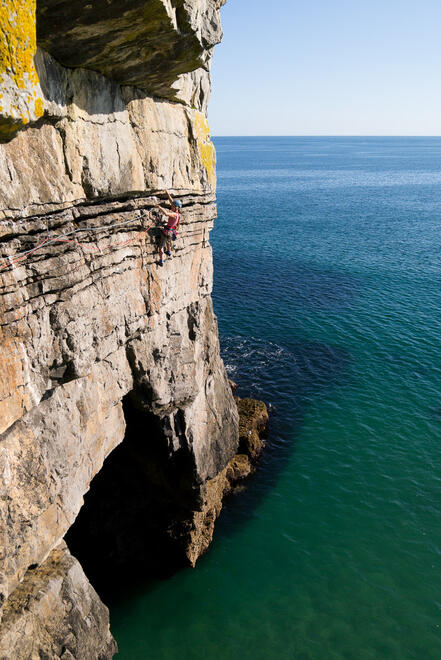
[65,396,201,606]
[35,48,153,119]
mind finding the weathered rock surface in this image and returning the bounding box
[0,49,216,220]
[0,0,259,656]
[0,191,238,613]
[0,541,117,660]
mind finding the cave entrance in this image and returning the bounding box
[64,393,199,604]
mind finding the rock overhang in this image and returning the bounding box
[36,0,225,99]
[0,0,224,141]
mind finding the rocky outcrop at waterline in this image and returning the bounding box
[0,1,266,656]
[185,396,269,566]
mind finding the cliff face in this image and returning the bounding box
[0,2,238,657]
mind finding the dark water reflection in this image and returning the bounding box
[215,336,351,540]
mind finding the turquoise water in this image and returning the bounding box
[111,137,441,659]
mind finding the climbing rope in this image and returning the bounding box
[0,213,155,273]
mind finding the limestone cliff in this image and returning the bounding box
[0,1,243,657]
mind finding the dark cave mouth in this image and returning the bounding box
[64,393,199,604]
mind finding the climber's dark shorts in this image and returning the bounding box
[158,230,171,250]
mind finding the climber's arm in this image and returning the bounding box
[156,204,176,218]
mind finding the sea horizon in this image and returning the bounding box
[212,134,441,138]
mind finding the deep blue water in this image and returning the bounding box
[111,137,441,659]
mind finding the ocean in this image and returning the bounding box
[111,137,441,659]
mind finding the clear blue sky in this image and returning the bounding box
[209,0,441,136]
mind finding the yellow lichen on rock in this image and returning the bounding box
[0,0,43,140]
[193,110,216,190]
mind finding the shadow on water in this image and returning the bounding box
[214,252,361,314]
[209,248,360,542]
[213,335,351,541]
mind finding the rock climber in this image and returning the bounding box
[155,192,182,266]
